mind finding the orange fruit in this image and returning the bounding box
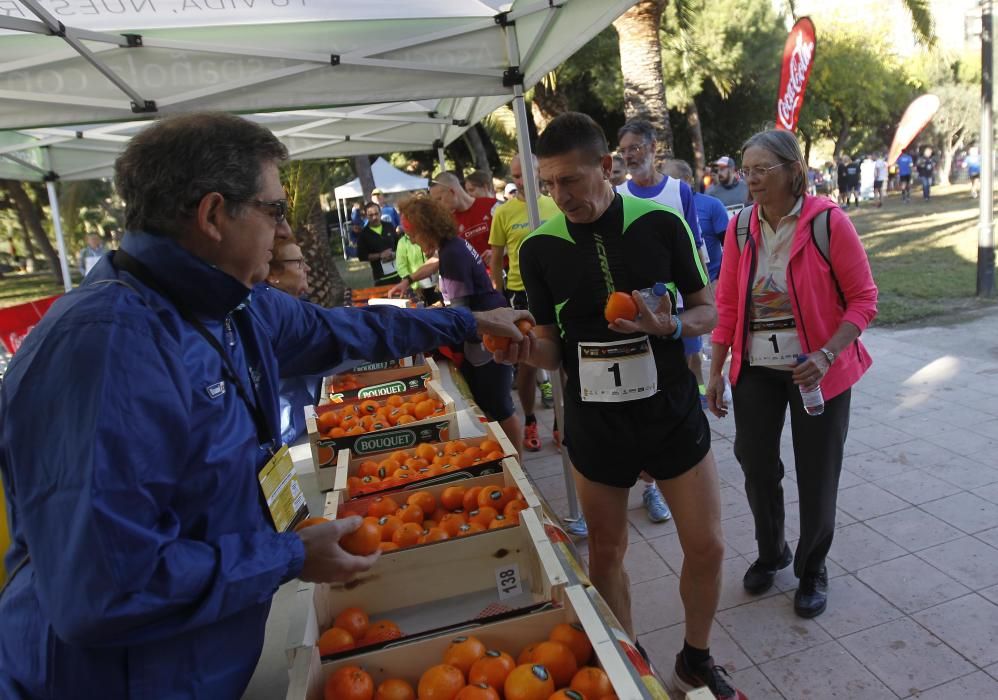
[454,683,500,700]
[603,291,637,323]
[482,333,510,353]
[422,519,438,531]
[378,541,399,553]
[440,486,466,511]
[396,414,417,425]
[468,649,516,690]
[528,641,577,687]
[339,519,381,555]
[478,438,501,455]
[386,395,405,408]
[317,411,339,431]
[398,504,424,524]
[570,667,613,699]
[488,514,513,529]
[549,623,593,666]
[317,626,354,656]
[359,460,380,478]
[324,665,374,700]
[484,450,504,462]
[503,664,554,700]
[469,507,498,528]
[330,427,347,438]
[416,443,438,461]
[549,691,586,700]
[462,487,483,513]
[392,522,424,548]
[477,485,511,511]
[517,643,539,665]
[443,635,487,675]
[418,664,466,700]
[359,399,380,415]
[293,516,328,532]
[414,400,436,420]
[504,500,528,521]
[361,619,402,645]
[367,496,399,518]
[456,522,485,537]
[423,527,450,543]
[348,476,363,495]
[445,440,468,456]
[454,452,475,469]
[334,607,369,640]
[463,446,483,463]
[406,490,437,517]
[374,678,416,700]
[360,475,381,488]
[439,512,467,537]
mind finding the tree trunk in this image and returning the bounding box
[463,125,491,176]
[685,101,706,186]
[19,218,36,262]
[531,76,570,133]
[613,0,673,159]
[354,156,376,202]
[939,134,963,186]
[296,209,346,307]
[802,130,813,165]
[1,180,62,284]
[832,118,851,159]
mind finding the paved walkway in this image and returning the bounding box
[520,309,998,699]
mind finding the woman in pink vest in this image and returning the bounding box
[706,129,878,619]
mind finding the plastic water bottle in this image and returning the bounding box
[637,282,669,319]
[797,354,825,416]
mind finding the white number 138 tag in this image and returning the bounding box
[495,563,523,600]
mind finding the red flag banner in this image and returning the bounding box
[0,294,60,354]
[775,17,816,132]
[888,94,941,166]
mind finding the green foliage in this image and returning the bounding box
[548,25,624,116]
[281,160,332,232]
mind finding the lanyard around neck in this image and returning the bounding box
[112,249,273,450]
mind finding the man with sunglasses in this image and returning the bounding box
[0,112,532,699]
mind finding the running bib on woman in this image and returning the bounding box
[748,317,801,366]
[578,336,657,402]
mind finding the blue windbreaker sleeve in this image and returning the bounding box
[679,181,704,246]
[254,291,478,378]
[8,314,303,647]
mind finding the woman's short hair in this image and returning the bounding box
[742,129,809,197]
[114,112,288,239]
[397,196,457,243]
[268,238,300,274]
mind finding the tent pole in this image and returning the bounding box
[503,18,581,527]
[45,178,73,293]
[434,138,447,173]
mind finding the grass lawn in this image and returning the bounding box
[3,187,996,326]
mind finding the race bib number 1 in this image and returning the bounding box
[578,336,658,402]
[748,318,801,366]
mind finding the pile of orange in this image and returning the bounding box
[323,624,618,700]
[316,392,447,439]
[317,606,405,657]
[346,439,507,497]
[329,373,365,392]
[350,484,530,553]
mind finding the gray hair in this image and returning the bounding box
[741,129,808,197]
[114,112,288,239]
[617,119,657,146]
[663,159,694,186]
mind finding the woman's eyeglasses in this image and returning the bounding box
[275,257,305,269]
[738,163,786,179]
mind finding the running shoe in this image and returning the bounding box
[642,484,672,523]
[523,420,541,452]
[564,514,588,537]
[672,653,747,700]
[539,381,554,408]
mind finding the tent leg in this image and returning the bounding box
[437,146,447,173]
[45,180,72,293]
[504,25,581,525]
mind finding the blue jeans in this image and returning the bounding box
[920,175,932,199]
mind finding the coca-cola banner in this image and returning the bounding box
[888,94,941,165]
[775,17,816,132]
[0,294,60,355]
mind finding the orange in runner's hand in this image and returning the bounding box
[338,519,381,555]
[604,291,637,323]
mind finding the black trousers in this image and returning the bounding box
[732,365,851,578]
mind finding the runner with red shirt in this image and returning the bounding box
[430,172,499,264]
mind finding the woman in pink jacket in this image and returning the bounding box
[706,129,878,619]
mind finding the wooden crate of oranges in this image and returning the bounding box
[318,358,439,407]
[285,584,653,700]
[306,380,456,492]
[286,508,568,664]
[331,421,519,502]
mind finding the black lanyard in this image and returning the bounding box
[112,250,274,450]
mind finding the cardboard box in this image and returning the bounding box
[306,379,455,492]
[319,358,438,406]
[285,508,567,664]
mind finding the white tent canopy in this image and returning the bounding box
[0,0,631,130]
[333,157,429,200]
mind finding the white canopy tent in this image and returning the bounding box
[333,158,429,200]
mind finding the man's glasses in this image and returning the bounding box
[738,163,786,179]
[618,143,648,156]
[275,257,305,270]
[246,198,289,224]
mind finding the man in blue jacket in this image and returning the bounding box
[0,112,529,699]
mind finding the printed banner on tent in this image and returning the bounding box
[0,294,60,354]
[775,17,816,132]
[888,94,941,166]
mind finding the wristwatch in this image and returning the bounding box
[819,347,836,365]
